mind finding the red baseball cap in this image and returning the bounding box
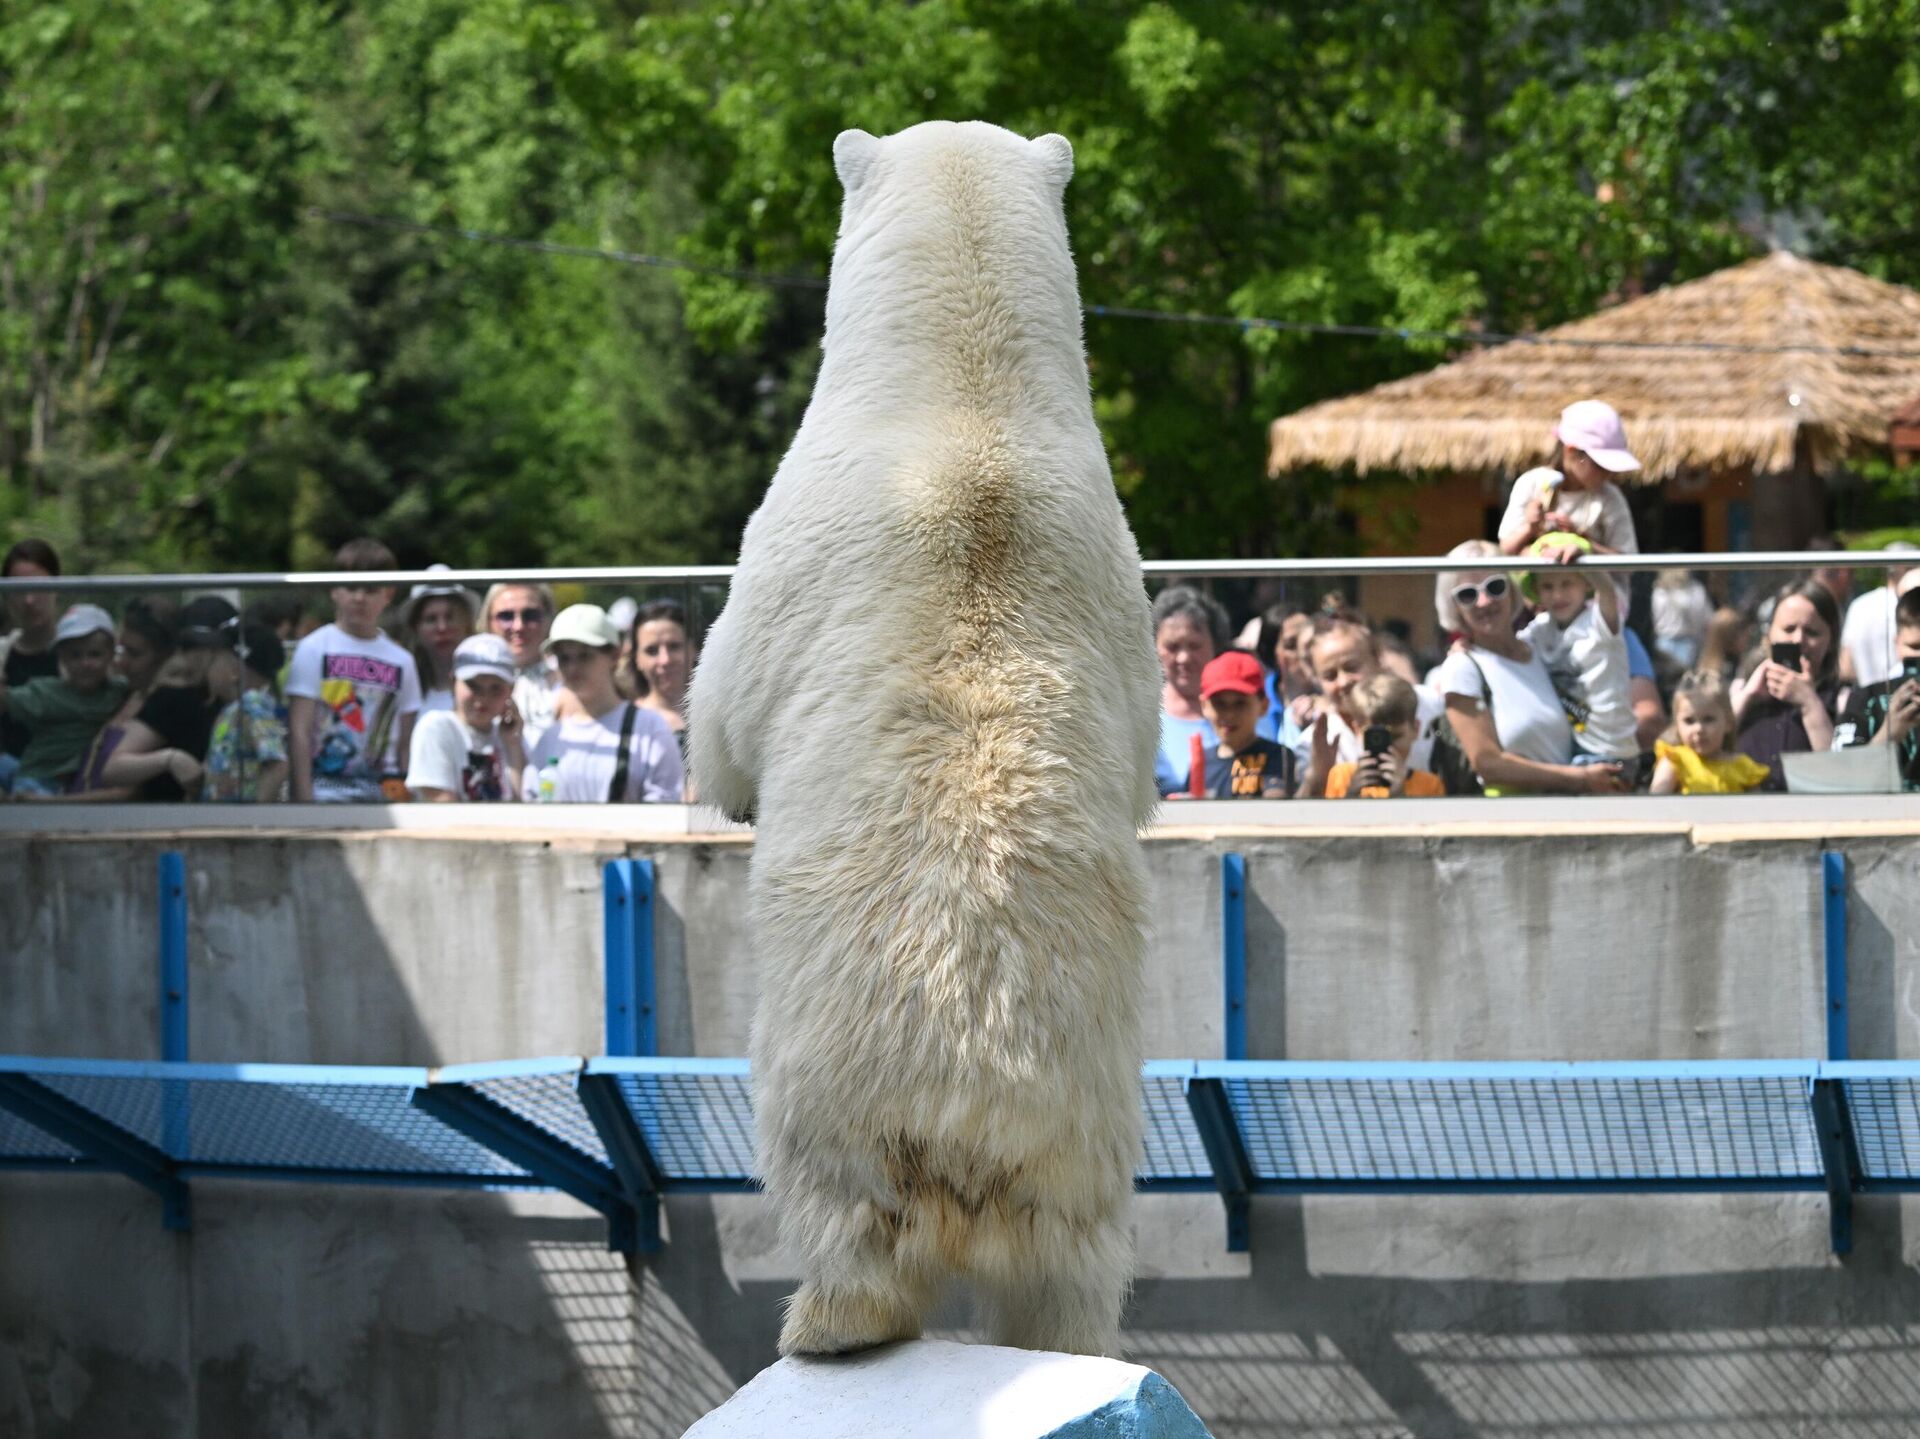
[1200,650,1265,700]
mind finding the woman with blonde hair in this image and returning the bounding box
[481,581,560,747]
[1430,540,1625,795]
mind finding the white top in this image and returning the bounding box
[1652,579,1713,648]
[1523,604,1639,759]
[285,623,423,801]
[512,663,562,749]
[1497,469,1640,555]
[1841,585,1901,688]
[1434,644,1574,767]
[1314,684,1448,774]
[420,686,454,714]
[405,708,514,802]
[521,702,684,803]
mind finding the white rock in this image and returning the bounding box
[684,1339,1211,1439]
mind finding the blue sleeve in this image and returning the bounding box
[1624,628,1653,680]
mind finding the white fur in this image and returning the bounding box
[688,121,1160,1359]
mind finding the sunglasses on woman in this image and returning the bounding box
[491,608,546,627]
[1451,576,1510,608]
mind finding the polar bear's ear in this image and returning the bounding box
[1031,132,1074,188]
[833,129,881,194]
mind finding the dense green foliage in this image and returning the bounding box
[3,0,1916,571]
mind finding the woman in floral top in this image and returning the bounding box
[202,623,289,803]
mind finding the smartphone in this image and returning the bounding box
[1770,641,1802,672]
[1903,658,1920,687]
[1363,724,1394,757]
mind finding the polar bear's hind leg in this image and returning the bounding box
[776,1191,938,1357]
[971,1206,1131,1358]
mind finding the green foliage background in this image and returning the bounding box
[2,0,1916,572]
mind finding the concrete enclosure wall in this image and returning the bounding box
[3,819,1918,1437]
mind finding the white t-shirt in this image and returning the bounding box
[1311,685,1447,776]
[420,686,454,714]
[521,702,685,803]
[1498,469,1639,555]
[286,623,422,801]
[405,709,513,802]
[1841,586,1902,688]
[1434,645,1574,767]
[513,663,562,749]
[1652,579,1712,651]
[1523,605,1638,759]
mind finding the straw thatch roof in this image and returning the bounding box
[1267,253,1920,483]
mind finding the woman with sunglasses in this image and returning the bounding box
[1431,540,1626,795]
[481,582,560,748]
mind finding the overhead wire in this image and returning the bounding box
[308,207,1920,359]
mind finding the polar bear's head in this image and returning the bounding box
[820,121,1084,370]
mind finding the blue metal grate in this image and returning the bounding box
[1221,1071,1824,1185]
[32,1067,531,1180]
[471,1070,611,1168]
[0,1108,84,1164]
[612,1070,756,1183]
[1140,1070,1211,1184]
[1840,1076,1920,1182]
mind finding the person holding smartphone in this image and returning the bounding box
[1731,579,1842,790]
[1323,674,1446,798]
[1832,587,1920,791]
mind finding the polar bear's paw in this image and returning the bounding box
[779,1278,926,1358]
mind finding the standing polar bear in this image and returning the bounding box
[689,121,1160,1359]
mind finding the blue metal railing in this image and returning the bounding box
[2,848,1901,1258]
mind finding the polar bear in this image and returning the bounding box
[688,121,1160,1359]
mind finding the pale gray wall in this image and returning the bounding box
[3,826,1918,1438]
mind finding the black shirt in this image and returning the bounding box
[135,683,220,801]
[1736,683,1842,793]
[3,640,60,757]
[1200,737,1296,799]
[1834,675,1920,791]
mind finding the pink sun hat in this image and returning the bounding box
[1554,399,1641,473]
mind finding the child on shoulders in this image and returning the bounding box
[202,623,289,803]
[1325,673,1445,797]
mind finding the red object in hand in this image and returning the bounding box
[1189,732,1207,798]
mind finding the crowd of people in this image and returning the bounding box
[0,538,695,805]
[3,400,1916,805]
[1155,402,1920,800]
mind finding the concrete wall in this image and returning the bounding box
[2,818,1918,1437]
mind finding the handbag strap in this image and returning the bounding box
[606,702,640,803]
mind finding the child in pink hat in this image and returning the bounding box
[1497,399,1643,567]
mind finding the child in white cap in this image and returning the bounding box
[0,604,128,797]
[405,633,527,802]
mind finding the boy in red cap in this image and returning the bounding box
[1193,651,1295,798]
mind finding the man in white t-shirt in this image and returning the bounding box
[1840,545,1918,687]
[405,634,526,802]
[1521,546,1639,765]
[286,541,424,802]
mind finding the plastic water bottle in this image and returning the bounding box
[537,758,559,804]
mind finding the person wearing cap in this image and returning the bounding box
[0,603,128,797]
[201,622,290,803]
[405,634,527,802]
[1497,400,1643,569]
[520,604,683,803]
[1174,650,1295,800]
[405,564,480,713]
[101,594,241,801]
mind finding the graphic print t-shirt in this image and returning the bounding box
[286,623,422,801]
[1200,737,1295,799]
[405,708,510,802]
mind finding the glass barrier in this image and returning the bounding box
[0,552,1913,805]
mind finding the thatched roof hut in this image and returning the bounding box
[1267,253,1920,482]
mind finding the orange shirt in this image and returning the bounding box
[1325,763,1446,799]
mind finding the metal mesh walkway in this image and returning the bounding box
[4,1055,1911,1254]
